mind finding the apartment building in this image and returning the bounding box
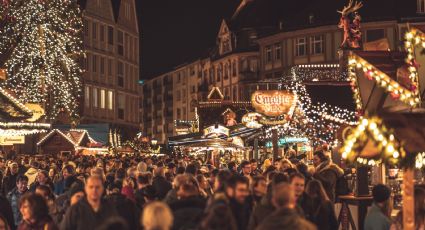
[80,0,140,140]
[257,0,425,79]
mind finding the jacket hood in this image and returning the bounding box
[25,167,38,175]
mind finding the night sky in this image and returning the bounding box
[137,0,241,80]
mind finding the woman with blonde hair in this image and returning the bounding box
[141,201,173,230]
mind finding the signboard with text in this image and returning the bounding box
[251,90,296,117]
[0,136,25,145]
[203,125,229,138]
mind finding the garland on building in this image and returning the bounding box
[0,0,84,121]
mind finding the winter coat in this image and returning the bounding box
[105,193,140,230]
[169,196,206,230]
[229,198,253,230]
[364,203,391,230]
[60,198,118,230]
[0,194,15,230]
[247,196,275,230]
[256,207,317,230]
[152,176,172,200]
[308,197,338,230]
[7,187,28,227]
[2,173,18,196]
[17,217,58,230]
[313,160,344,202]
[24,168,38,186]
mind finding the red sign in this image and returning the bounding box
[251,90,296,117]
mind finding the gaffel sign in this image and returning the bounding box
[251,90,296,117]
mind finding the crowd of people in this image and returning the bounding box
[0,149,423,230]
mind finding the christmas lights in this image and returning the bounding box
[0,0,84,121]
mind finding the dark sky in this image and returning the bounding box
[136,0,240,80]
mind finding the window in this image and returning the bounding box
[209,69,214,83]
[182,89,187,101]
[418,0,425,13]
[265,46,272,62]
[100,25,105,42]
[366,29,385,42]
[117,31,124,55]
[107,26,113,45]
[232,61,237,76]
[85,54,90,71]
[275,43,282,60]
[83,19,89,36]
[100,57,105,75]
[191,85,196,93]
[118,94,125,119]
[224,64,229,80]
[108,59,112,76]
[183,107,186,118]
[100,89,105,109]
[176,90,181,101]
[295,37,307,56]
[232,86,237,101]
[117,62,123,87]
[93,88,98,108]
[176,108,181,119]
[250,60,258,72]
[85,86,90,106]
[107,91,113,110]
[92,22,97,39]
[190,67,195,76]
[92,55,97,73]
[311,35,324,54]
[217,65,222,81]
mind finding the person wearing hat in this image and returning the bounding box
[364,184,392,230]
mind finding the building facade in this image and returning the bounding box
[141,0,425,144]
[80,0,140,140]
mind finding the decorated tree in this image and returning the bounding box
[0,0,83,121]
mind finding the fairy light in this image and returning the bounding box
[0,0,84,121]
[341,116,403,165]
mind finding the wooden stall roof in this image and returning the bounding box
[354,51,406,81]
[380,112,425,153]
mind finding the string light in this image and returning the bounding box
[0,0,84,121]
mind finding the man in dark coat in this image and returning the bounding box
[225,175,252,230]
[313,151,344,202]
[0,193,15,230]
[247,184,275,230]
[1,162,19,196]
[105,181,140,230]
[152,166,172,200]
[290,172,314,220]
[7,175,28,227]
[61,176,118,230]
[256,183,316,230]
[169,182,206,230]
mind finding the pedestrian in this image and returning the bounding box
[29,170,54,193]
[199,202,237,230]
[290,172,313,219]
[152,166,172,200]
[60,175,118,230]
[305,179,338,230]
[7,175,29,227]
[312,150,344,202]
[250,176,267,205]
[141,201,173,230]
[364,184,391,230]
[2,162,19,196]
[18,193,57,230]
[0,194,14,230]
[240,161,252,178]
[54,165,76,195]
[256,182,316,230]
[225,175,252,230]
[0,213,11,230]
[24,161,39,187]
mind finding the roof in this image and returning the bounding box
[380,112,425,154]
[353,51,406,81]
[37,129,99,147]
[0,88,33,122]
[207,87,224,100]
[77,0,127,22]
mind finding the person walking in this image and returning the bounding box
[17,193,57,230]
[305,180,338,230]
[141,201,173,230]
[364,184,392,230]
[312,150,344,202]
[7,175,29,227]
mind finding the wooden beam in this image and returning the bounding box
[403,168,415,230]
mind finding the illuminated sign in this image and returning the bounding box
[0,136,25,145]
[25,103,45,122]
[266,137,308,148]
[242,112,263,129]
[251,90,296,117]
[203,125,229,138]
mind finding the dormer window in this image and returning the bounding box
[418,0,425,13]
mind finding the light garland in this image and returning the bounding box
[0,0,84,121]
[340,116,403,165]
[415,152,425,169]
[0,128,49,136]
[0,87,33,114]
[0,122,51,129]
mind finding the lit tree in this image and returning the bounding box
[0,0,83,121]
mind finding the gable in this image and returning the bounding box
[84,0,115,22]
[208,87,224,100]
[40,132,75,148]
[217,20,233,55]
[116,0,138,33]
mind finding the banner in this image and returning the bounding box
[0,136,25,145]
